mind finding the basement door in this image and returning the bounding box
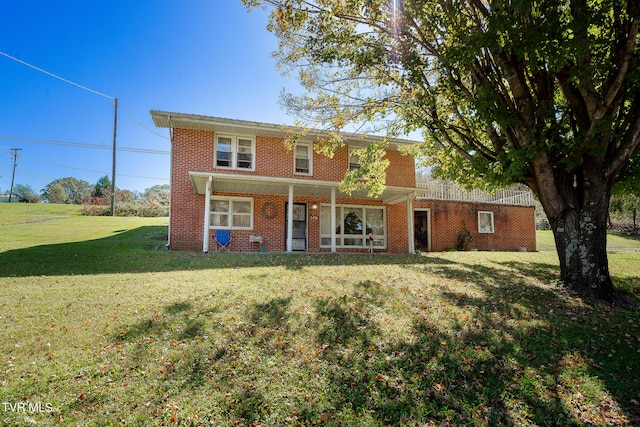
[414,209,431,251]
[285,202,307,251]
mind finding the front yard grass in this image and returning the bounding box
[0,205,639,426]
[536,230,640,252]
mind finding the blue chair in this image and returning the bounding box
[212,229,233,252]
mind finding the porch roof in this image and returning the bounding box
[189,171,417,205]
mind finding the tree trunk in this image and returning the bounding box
[548,201,614,301]
[543,173,631,307]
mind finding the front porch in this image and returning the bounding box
[189,172,419,254]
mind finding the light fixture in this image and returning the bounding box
[311,201,318,210]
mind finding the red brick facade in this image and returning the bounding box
[413,200,536,252]
[169,129,210,251]
[156,112,535,253]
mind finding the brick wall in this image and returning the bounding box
[169,128,416,251]
[413,199,536,252]
[251,136,416,185]
[385,150,416,187]
[206,193,408,253]
[169,129,213,251]
[169,126,534,253]
[387,201,409,252]
[253,137,349,182]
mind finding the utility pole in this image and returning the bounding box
[8,148,22,202]
[111,98,118,216]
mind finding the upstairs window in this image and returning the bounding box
[237,138,253,169]
[216,136,233,167]
[349,147,375,181]
[348,148,361,172]
[215,135,255,170]
[294,144,312,175]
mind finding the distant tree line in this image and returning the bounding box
[4,176,169,217]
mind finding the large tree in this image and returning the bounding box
[42,177,92,204]
[143,184,170,206]
[244,0,640,304]
[93,175,113,199]
[12,184,41,203]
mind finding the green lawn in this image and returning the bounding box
[536,230,640,252]
[1,204,639,426]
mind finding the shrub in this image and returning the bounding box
[82,201,168,217]
[81,204,111,216]
[115,201,168,217]
[457,227,473,251]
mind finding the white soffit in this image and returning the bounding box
[151,110,290,139]
[189,172,416,205]
[150,110,418,148]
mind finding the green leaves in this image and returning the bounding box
[246,0,639,194]
[246,1,640,299]
[340,142,390,198]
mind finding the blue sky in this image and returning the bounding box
[0,1,299,195]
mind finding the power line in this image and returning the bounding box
[0,51,171,196]
[0,51,114,100]
[1,50,120,215]
[22,156,111,176]
[13,167,57,183]
[0,134,169,155]
[118,173,169,181]
[19,157,170,182]
[0,51,167,141]
[120,104,170,140]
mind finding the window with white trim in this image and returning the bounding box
[478,211,494,233]
[215,135,255,170]
[294,144,312,175]
[348,147,361,172]
[210,196,253,230]
[320,204,386,248]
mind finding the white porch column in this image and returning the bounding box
[202,176,212,253]
[287,184,294,252]
[407,193,415,254]
[330,187,337,253]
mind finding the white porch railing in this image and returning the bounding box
[415,176,534,207]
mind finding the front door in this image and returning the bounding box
[285,202,307,251]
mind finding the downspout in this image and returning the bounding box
[167,115,173,249]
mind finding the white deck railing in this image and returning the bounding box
[415,177,534,207]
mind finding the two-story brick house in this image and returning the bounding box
[151,110,536,253]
